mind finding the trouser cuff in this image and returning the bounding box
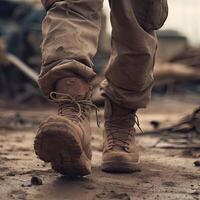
[100,79,153,110]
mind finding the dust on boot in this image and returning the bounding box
[34,76,96,176]
[102,98,140,173]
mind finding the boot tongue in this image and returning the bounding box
[54,77,92,120]
[104,98,136,151]
[56,77,90,100]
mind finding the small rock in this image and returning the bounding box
[150,120,160,129]
[96,192,106,198]
[191,191,199,196]
[194,160,200,167]
[21,183,31,188]
[31,176,43,186]
[162,181,176,187]
[96,191,130,200]
[7,171,16,176]
[109,191,130,200]
[85,184,95,190]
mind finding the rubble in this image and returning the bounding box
[0,111,47,130]
[146,107,200,150]
[31,176,43,186]
[169,47,200,68]
[194,160,200,167]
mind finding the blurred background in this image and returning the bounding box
[0,0,200,106]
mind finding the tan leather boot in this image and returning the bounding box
[102,98,140,173]
[34,77,94,176]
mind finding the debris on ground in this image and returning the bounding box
[146,107,200,150]
[147,107,200,135]
[6,171,16,177]
[31,176,43,186]
[0,111,47,130]
[194,160,200,167]
[0,100,199,200]
[95,191,131,200]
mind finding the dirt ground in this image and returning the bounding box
[0,95,200,200]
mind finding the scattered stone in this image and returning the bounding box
[9,189,27,199]
[162,181,176,187]
[96,191,130,200]
[96,192,106,198]
[7,171,16,176]
[150,120,160,129]
[21,184,31,188]
[109,191,130,200]
[85,184,96,190]
[194,160,200,167]
[191,191,199,196]
[31,176,43,186]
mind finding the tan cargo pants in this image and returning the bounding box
[39,0,168,109]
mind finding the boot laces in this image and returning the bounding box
[50,92,100,127]
[106,114,143,150]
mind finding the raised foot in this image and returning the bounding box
[34,123,91,177]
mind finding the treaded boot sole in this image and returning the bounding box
[34,123,91,176]
[102,160,140,173]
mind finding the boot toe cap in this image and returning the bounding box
[102,150,140,173]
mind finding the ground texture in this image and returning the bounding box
[0,96,200,200]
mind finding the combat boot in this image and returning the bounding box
[34,76,95,176]
[102,98,140,173]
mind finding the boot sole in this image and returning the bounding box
[102,160,140,173]
[34,123,91,177]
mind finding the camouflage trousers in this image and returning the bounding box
[39,0,168,109]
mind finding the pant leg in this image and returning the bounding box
[101,0,168,109]
[39,0,103,97]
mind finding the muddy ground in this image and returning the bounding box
[0,95,200,200]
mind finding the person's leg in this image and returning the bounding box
[34,0,103,176]
[39,0,103,97]
[102,0,168,172]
